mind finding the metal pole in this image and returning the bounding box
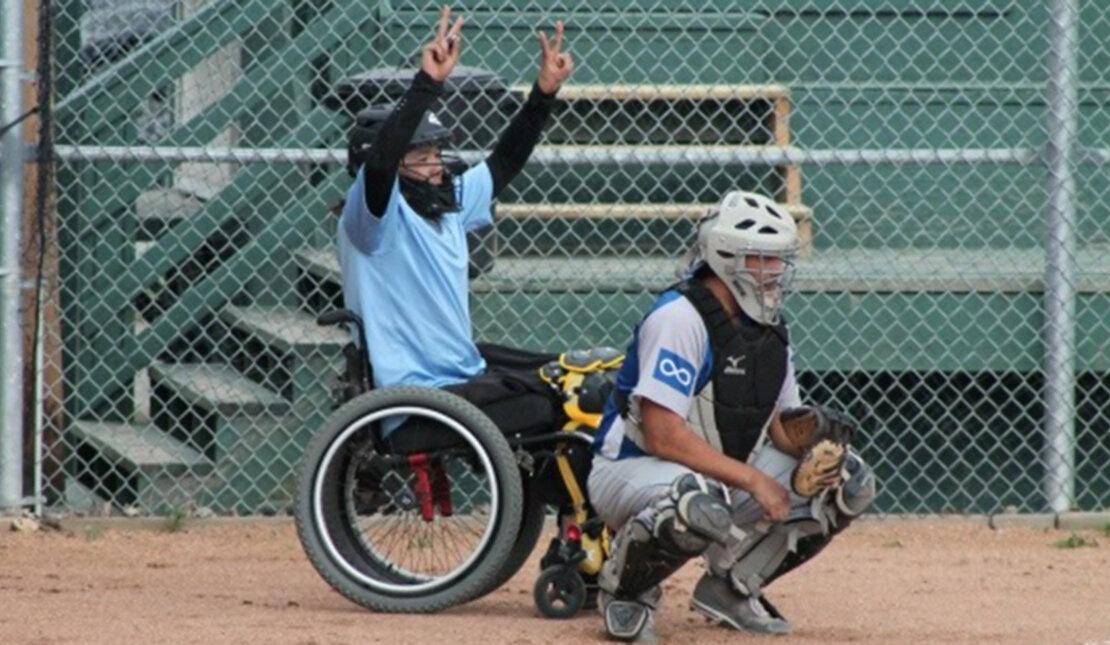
[32,294,44,516]
[1043,0,1080,513]
[0,0,25,513]
[48,144,1053,166]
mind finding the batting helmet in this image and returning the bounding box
[346,106,454,177]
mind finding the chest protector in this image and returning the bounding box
[681,280,790,463]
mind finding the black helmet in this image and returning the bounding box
[346,106,454,177]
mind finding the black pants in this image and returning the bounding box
[445,343,566,437]
[390,343,586,509]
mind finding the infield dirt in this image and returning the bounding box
[2,519,1108,644]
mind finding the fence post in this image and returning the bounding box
[1043,0,1080,513]
[0,0,25,512]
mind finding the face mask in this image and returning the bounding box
[730,253,796,325]
[399,174,459,220]
[398,153,464,220]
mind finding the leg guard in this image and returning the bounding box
[599,473,733,601]
[757,451,879,589]
[834,450,877,521]
[721,513,827,598]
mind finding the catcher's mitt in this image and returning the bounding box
[774,406,858,497]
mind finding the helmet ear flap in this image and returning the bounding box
[347,107,391,177]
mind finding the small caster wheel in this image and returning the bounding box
[533,565,587,619]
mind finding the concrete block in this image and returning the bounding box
[988,513,1056,530]
[1056,511,1110,531]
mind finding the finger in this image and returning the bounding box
[553,20,564,53]
[433,41,448,64]
[446,16,463,55]
[558,52,573,71]
[447,15,464,40]
[537,30,549,57]
[436,5,450,41]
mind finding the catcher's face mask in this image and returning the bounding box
[730,251,796,325]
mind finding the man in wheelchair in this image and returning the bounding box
[337,6,572,406]
[332,5,607,582]
[337,9,570,436]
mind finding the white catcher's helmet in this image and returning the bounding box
[697,190,799,325]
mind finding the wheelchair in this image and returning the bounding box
[293,308,615,616]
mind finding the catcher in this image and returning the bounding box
[588,190,877,640]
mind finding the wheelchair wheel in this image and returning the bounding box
[294,386,524,613]
[472,472,548,598]
[533,565,587,619]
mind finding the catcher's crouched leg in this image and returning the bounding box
[716,450,878,601]
[598,474,733,640]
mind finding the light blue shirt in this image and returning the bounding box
[337,163,495,388]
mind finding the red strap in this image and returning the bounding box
[431,459,453,517]
[408,454,434,522]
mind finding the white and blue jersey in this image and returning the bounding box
[337,163,494,388]
[592,289,801,461]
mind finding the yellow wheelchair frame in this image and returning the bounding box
[532,349,622,618]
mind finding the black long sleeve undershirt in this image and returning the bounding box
[487,83,556,197]
[361,72,556,217]
[362,70,443,218]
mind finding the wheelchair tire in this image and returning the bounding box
[533,565,587,619]
[294,386,524,613]
[472,472,548,598]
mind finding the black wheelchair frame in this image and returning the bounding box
[296,308,610,617]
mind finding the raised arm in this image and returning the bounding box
[362,7,463,217]
[486,20,574,196]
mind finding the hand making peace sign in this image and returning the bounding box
[536,20,574,94]
[421,6,464,83]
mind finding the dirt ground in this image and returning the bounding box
[2,518,1109,645]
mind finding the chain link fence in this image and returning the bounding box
[21,0,1110,516]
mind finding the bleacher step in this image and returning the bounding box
[508,144,801,164]
[149,362,291,416]
[134,188,203,241]
[297,248,1110,294]
[220,305,349,354]
[70,420,212,475]
[508,84,790,145]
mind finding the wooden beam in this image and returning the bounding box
[511,84,790,101]
[773,95,809,256]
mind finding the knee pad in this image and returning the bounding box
[667,473,735,547]
[761,457,874,589]
[835,451,877,519]
[598,474,734,600]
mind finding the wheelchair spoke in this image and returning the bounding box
[437,521,470,571]
[306,395,521,602]
[342,456,499,580]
